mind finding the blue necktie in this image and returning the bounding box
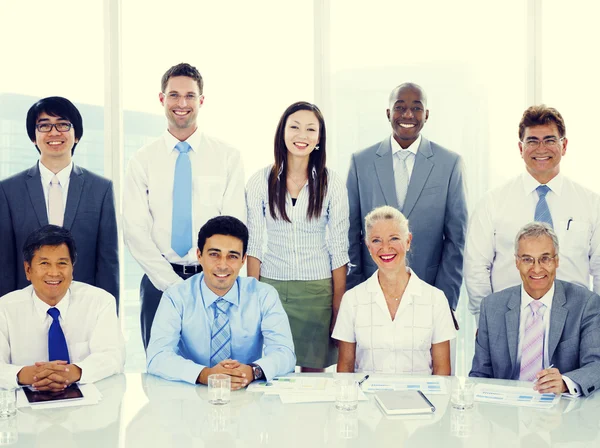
[210,299,231,366]
[535,185,554,228]
[171,141,193,257]
[47,308,70,363]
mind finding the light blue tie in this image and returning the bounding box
[535,185,553,228]
[395,150,411,211]
[171,142,193,257]
[210,299,232,366]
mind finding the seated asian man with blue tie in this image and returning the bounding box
[0,226,124,390]
[147,216,295,388]
[470,222,600,396]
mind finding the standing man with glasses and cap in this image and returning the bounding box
[0,97,119,305]
[470,222,600,397]
[346,82,468,314]
[123,63,246,350]
[0,225,124,390]
[465,105,600,323]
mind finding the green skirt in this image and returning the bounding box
[260,277,337,369]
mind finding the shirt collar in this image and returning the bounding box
[31,287,71,321]
[367,267,422,297]
[38,161,73,187]
[390,134,421,156]
[163,128,203,154]
[520,283,554,312]
[521,171,564,196]
[199,273,240,309]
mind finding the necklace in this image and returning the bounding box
[288,176,306,190]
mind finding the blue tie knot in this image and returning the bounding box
[395,150,411,162]
[536,185,551,198]
[47,307,60,320]
[175,141,191,154]
[215,298,230,315]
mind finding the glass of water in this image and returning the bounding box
[0,390,16,419]
[335,377,358,411]
[451,379,475,410]
[208,374,231,405]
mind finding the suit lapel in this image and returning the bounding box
[548,281,568,362]
[505,289,521,377]
[374,139,399,208]
[63,164,84,230]
[25,164,49,227]
[403,137,434,218]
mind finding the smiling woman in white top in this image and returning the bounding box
[332,206,455,374]
[246,101,349,371]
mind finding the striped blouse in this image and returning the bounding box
[246,165,350,281]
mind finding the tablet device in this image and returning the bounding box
[23,383,84,405]
[374,390,436,415]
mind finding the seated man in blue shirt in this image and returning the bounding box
[147,216,295,388]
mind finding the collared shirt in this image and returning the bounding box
[0,282,125,388]
[246,166,349,280]
[332,268,456,374]
[390,133,421,183]
[465,172,600,322]
[146,274,296,383]
[123,129,246,292]
[517,284,580,395]
[38,160,72,213]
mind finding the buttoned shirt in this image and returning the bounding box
[38,160,72,214]
[246,166,349,280]
[0,282,125,388]
[390,133,421,182]
[123,129,246,291]
[332,269,456,374]
[146,274,295,383]
[465,172,600,322]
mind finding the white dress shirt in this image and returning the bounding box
[332,269,456,374]
[517,284,580,395]
[246,166,349,280]
[0,282,125,388]
[390,134,421,183]
[38,160,72,214]
[123,129,246,292]
[465,172,600,322]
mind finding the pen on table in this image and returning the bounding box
[567,218,573,230]
[357,374,370,387]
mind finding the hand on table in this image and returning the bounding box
[198,359,254,390]
[533,367,567,394]
[18,361,82,391]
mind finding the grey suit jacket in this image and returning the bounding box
[0,163,119,306]
[346,136,467,309]
[470,280,600,397]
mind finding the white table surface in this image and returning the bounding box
[2,373,599,447]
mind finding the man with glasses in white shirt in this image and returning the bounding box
[465,105,600,323]
[123,63,246,350]
[0,97,119,305]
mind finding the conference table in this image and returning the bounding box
[2,373,600,447]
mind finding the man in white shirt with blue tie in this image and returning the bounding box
[123,63,246,349]
[465,105,600,323]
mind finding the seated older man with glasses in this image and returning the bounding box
[470,222,600,397]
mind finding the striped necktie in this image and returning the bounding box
[171,141,193,257]
[535,185,553,228]
[210,298,231,366]
[394,150,411,211]
[519,300,546,381]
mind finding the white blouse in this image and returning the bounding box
[332,269,456,374]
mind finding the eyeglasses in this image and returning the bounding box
[520,137,564,150]
[165,93,200,102]
[36,123,73,133]
[516,254,557,266]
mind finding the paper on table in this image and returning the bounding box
[247,376,332,394]
[361,376,448,394]
[474,383,559,409]
[17,383,103,410]
[279,388,368,404]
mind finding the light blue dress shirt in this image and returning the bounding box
[146,273,295,383]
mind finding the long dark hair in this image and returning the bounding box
[268,102,328,222]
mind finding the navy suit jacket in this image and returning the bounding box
[0,163,119,305]
[470,280,600,397]
[346,136,467,309]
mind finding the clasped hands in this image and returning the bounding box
[198,359,253,390]
[18,361,82,392]
[533,367,568,394]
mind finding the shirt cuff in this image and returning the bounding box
[562,375,582,397]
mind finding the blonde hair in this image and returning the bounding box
[364,206,409,242]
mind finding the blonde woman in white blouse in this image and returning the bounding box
[333,206,455,374]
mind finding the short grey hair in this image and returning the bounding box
[364,206,409,242]
[514,221,560,254]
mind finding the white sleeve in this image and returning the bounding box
[0,308,22,389]
[431,289,457,344]
[221,147,247,224]
[331,290,357,343]
[246,169,267,261]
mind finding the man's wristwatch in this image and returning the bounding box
[249,363,265,381]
